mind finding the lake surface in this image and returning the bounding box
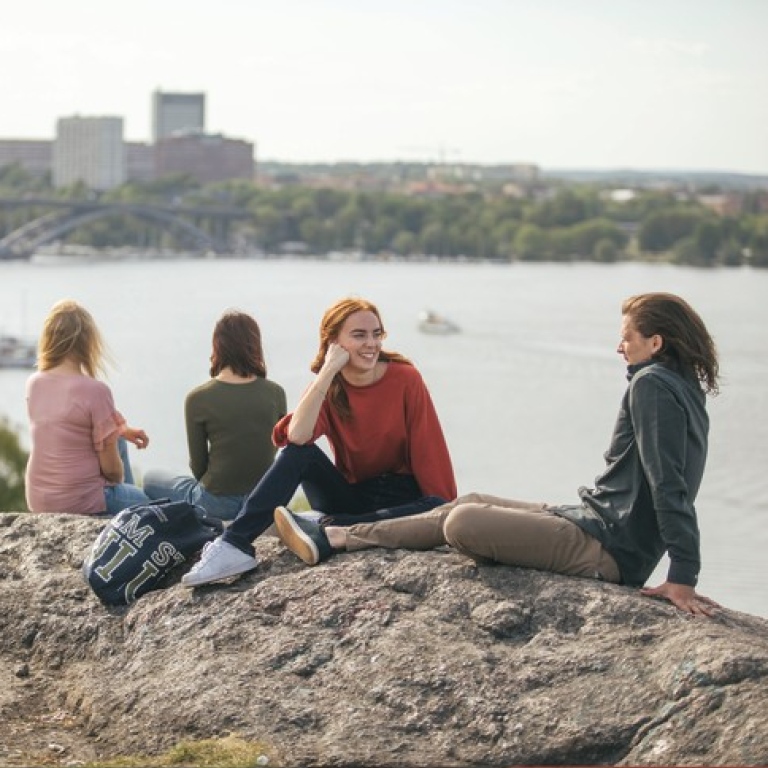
[1,256,766,618]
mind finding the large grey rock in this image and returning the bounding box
[0,512,766,767]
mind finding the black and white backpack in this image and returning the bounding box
[82,499,222,606]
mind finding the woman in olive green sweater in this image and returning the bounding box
[143,310,287,520]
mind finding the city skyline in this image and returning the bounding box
[3,0,767,174]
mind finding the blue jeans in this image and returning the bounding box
[143,468,244,521]
[103,438,151,515]
[223,443,446,555]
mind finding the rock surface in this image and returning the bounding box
[1,512,766,767]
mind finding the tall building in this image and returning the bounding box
[152,90,206,143]
[53,116,125,190]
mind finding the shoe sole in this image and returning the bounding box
[274,506,320,566]
[181,560,258,587]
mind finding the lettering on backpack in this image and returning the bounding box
[82,500,220,606]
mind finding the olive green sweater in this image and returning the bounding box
[185,378,287,495]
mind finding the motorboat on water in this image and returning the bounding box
[417,310,460,335]
[0,334,37,369]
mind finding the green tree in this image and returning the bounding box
[718,241,745,266]
[0,162,50,192]
[392,230,417,256]
[419,220,446,256]
[557,218,628,260]
[594,238,619,263]
[692,218,723,264]
[513,224,549,261]
[747,216,768,267]
[638,208,703,253]
[492,219,520,261]
[527,187,601,227]
[0,419,28,512]
[672,236,707,267]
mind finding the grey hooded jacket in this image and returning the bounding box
[555,360,708,587]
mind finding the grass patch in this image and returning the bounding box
[82,735,274,768]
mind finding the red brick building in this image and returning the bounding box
[155,133,255,185]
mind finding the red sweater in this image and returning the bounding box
[273,362,456,501]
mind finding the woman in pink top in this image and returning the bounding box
[25,300,151,515]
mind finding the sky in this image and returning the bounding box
[2,0,767,173]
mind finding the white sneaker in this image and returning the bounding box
[181,538,259,587]
[295,510,325,524]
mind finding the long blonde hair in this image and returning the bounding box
[37,300,111,378]
[311,297,411,420]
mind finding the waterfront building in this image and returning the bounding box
[53,116,125,190]
[0,140,52,178]
[152,90,206,143]
[155,132,255,185]
[126,142,156,183]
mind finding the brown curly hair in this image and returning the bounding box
[622,292,719,395]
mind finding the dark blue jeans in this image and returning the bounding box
[222,444,446,555]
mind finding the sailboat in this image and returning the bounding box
[0,334,37,369]
[1,289,37,369]
[417,309,461,335]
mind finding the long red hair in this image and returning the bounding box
[311,297,411,420]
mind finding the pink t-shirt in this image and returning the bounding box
[25,372,126,514]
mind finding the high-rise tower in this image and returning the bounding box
[152,90,206,143]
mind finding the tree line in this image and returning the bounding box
[2,163,767,266]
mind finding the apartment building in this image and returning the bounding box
[125,142,156,183]
[155,132,255,184]
[53,116,125,190]
[0,140,52,178]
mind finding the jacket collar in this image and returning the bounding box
[626,358,656,381]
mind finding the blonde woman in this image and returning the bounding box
[25,299,150,515]
[183,296,456,587]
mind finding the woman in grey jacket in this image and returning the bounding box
[274,292,722,618]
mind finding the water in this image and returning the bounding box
[1,256,766,618]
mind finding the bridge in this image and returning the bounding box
[0,198,251,260]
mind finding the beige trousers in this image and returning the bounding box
[343,492,620,583]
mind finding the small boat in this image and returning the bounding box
[0,334,37,369]
[417,310,460,335]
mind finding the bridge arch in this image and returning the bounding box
[0,203,228,260]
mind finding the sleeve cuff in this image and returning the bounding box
[666,560,699,587]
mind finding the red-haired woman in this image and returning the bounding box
[182,297,456,587]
